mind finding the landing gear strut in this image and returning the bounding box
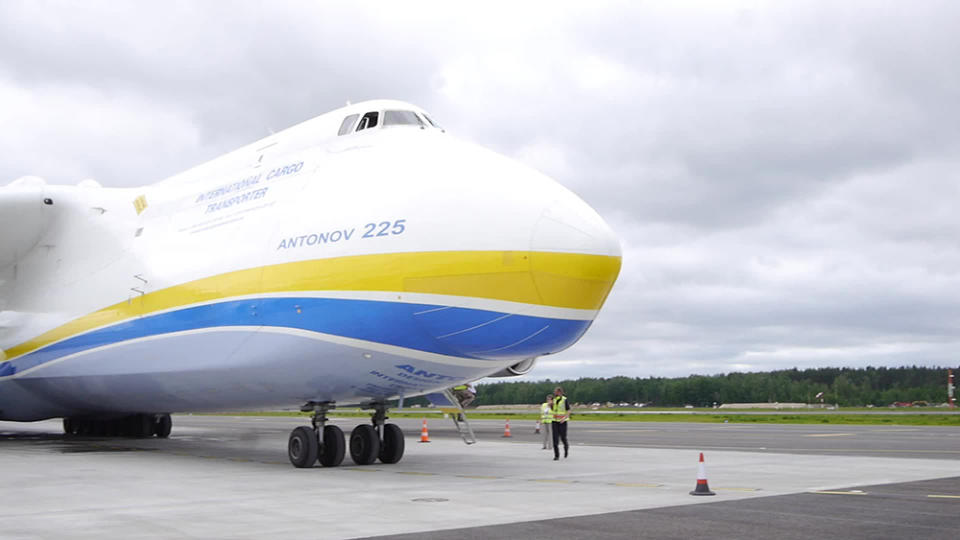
[287,401,345,468]
[353,401,405,465]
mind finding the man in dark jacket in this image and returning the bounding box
[551,386,570,460]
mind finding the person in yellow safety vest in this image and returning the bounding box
[540,394,553,450]
[453,383,476,408]
[551,386,570,460]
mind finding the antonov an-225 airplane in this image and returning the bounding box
[0,99,620,467]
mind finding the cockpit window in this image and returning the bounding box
[420,113,441,128]
[338,114,359,136]
[356,111,379,131]
[383,110,424,127]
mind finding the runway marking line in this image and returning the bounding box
[811,490,867,496]
[395,471,438,476]
[580,429,658,433]
[804,433,854,438]
[456,475,502,480]
[927,494,960,499]
[344,467,380,472]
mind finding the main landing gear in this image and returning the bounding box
[63,413,172,438]
[287,401,405,468]
[354,400,405,465]
[288,402,345,468]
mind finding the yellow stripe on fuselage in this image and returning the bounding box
[2,250,621,361]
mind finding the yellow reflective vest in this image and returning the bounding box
[552,395,569,423]
[540,402,553,423]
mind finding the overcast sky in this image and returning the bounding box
[2,1,958,380]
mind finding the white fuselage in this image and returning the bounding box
[0,100,621,421]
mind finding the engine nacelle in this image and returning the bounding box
[486,357,537,378]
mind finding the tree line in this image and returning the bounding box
[470,366,958,407]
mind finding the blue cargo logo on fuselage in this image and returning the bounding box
[394,364,458,382]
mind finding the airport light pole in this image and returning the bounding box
[949,369,955,409]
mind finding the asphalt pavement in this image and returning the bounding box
[0,415,956,539]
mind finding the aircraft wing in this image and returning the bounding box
[0,181,50,270]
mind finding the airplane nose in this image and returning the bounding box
[532,186,622,258]
[526,183,622,316]
[400,138,621,361]
[411,169,621,361]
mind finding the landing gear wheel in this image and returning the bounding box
[288,426,318,468]
[318,425,345,467]
[135,414,153,438]
[154,414,172,438]
[117,416,132,437]
[104,419,120,437]
[379,423,405,464]
[349,424,380,465]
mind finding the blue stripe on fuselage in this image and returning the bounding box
[0,297,592,377]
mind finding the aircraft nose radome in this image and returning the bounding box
[532,186,621,258]
[528,185,622,313]
[405,139,621,361]
[416,206,620,361]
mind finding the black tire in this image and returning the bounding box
[123,415,139,437]
[288,426,318,468]
[379,423,405,464]
[318,425,345,467]
[349,424,380,465]
[154,414,172,438]
[104,419,120,437]
[136,414,153,438]
[63,417,74,435]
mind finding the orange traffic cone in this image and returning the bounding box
[535,421,541,434]
[689,452,716,496]
[502,419,512,438]
[419,419,431,443]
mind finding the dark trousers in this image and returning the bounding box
[552,421,568,458]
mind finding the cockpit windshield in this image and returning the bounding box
[420,113,441,128]
[338,109,441,136]
[382,110,424,127]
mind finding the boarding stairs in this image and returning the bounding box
[424,389,477,445]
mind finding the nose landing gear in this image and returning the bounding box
[288,401,346,468]
[348,424,379,465]
[379,422,405,464]
[287,400,405,468]
[354,400,405,465]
